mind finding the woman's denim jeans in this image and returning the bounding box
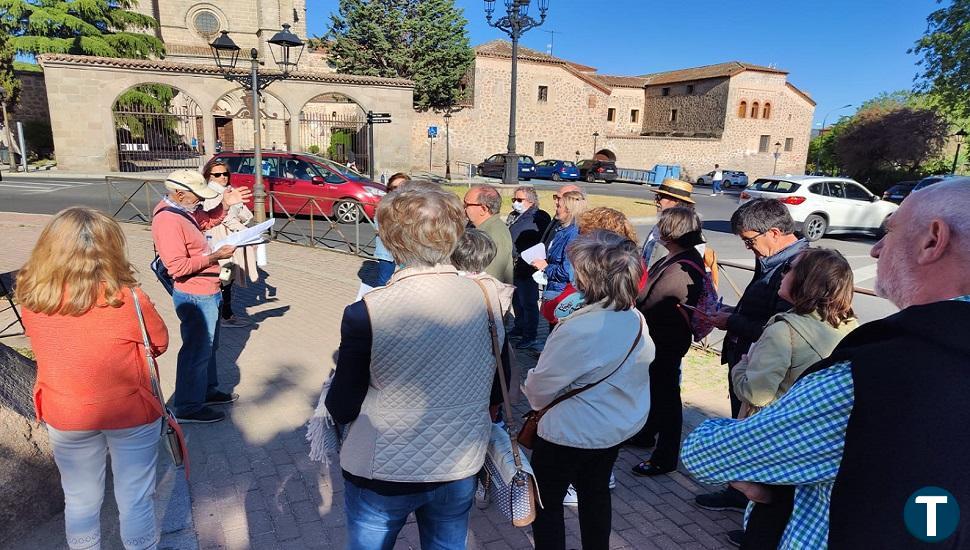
[171,289,221,416]
[48,420,161,550]
[344,476,476,550]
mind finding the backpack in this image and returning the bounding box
[151,207,202,295]
[675,259,719,342]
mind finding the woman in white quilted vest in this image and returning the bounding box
[325,183,499,550]
[523,230,656,550]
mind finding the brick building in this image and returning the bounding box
[414,41,816,181]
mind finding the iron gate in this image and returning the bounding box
[299,112,369,174]
[114,106,204,172]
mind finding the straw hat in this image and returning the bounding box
[164,169,219,199]
[654,178,695,204]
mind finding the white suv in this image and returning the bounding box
[738,176,897,242]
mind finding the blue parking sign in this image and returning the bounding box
[428,126,438,138]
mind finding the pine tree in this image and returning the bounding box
[326,0,474,110]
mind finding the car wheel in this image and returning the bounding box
[334,200,362,224]
[552,173,562,182]
[477,166,484,176]
[803,214,828,242]
[723,180,733,189]
[586,173,596,183]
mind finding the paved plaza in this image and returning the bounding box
[1,211,739,550]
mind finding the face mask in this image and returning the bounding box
[511,201,527,213]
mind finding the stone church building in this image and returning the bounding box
[29,1,814,180]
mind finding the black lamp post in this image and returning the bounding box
[592,131,599,156]
[952,129,967,175]
[773,141,782,175]
[210,24,305,222]
[485,0,549,185]
[444,111,453,181]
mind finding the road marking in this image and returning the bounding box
[0,183,42,190]
[0,179,102,194]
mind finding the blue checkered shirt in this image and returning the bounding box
[682,295,970,549]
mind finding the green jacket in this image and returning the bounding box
[731,310,858,409]
[477,215,514,285]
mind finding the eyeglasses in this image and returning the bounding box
[464,202,484,208]
[741,231,767,248]
[210,172,229,178]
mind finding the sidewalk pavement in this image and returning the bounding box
[0,211,738,550]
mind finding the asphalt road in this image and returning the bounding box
[0,173,896,323]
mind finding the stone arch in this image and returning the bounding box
[297,92,370,171]
[211,87,292,152]
[594,149,616,161]
[738,100,748,118]
[111,83,205,172]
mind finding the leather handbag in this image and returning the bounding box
[473,279,542,528]
[517,311,644,450]
[130,288,190,478]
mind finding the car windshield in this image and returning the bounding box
[303,154,371,182]
[519,156,535,164]
[563,161,576,167]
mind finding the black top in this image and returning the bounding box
[637,249,705,361]
[507,206,552,278]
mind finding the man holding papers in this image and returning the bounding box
[506,186,551,349]
[151,169,251,424]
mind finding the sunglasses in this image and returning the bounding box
[210,172,229,178]
[741,230,767,247]
[512,198,526,203]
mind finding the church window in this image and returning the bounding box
[193,10,221,39]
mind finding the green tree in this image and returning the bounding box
[911,0,970,118]
[326,0,474,110]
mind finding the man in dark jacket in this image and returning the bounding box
[506,186,551,348]
[694,198,807,515]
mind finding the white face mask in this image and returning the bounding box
[512,201,527,213]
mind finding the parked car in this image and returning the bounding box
[910,174,957,195]
[577,159,618,183]
[477,154,536,180]
[881,181,918,204]
[738,175,897,242]
[206,151,386,223]
[534,159,580,181]
[696,170,749,188]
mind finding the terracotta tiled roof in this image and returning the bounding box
[639,61,787,85]
[474,40,597,71]
[164,44,212,56]
[590,74,649,89]
[36,54,414,87]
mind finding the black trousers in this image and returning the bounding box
[727,362,743,419]
[644,354,684,470]
[741,486,796,549]
[531,437,619,550]
[220,281,234,320]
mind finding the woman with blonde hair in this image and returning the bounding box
[17,207,169,550]
[531,190,588,300]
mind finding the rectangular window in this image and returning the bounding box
[759,135,771,153]
[670,109,678,123]
[661,87,670,96]
[784,137,794,152]
[534,141,544,157]
[538,85,548,102]
[631,109,640,123]
[686,84,695,95]
[607,108,616,122]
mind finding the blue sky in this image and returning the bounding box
[307,0,943,126]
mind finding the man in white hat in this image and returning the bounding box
[151,169,250,424]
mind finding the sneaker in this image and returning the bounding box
[726,529,744,547]
[711,193,717,196]
[204,391,239,406]
[695,487,749,512]
[608,472,617,489]
[563,485,578,506]
[221,316,253,328]
[175,406,225,424]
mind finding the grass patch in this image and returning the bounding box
[441,184,657,219]
[681,346,727,395]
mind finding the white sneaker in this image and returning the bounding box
[563,485,578,506]
[609,472,617,489]
[711,192,717,196]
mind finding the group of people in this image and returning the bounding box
[12,158,970,550]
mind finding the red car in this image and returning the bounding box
[206,151,386,223]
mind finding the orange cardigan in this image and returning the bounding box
[23,287,169,431]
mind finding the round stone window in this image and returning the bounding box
[193,10,221,38]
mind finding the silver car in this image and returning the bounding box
[696,170,749,189]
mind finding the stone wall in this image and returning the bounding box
[642,78,729,137]
[605,87,645,137]
[12,71,50,123]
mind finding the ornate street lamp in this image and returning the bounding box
[485,0,549,185]
[444,111,453,181]
[773,141,782,175]
[952,128,967,175]
[210,25,305,222]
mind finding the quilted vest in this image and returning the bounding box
[340,265,496,483]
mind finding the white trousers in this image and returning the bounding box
[47,419,161,550]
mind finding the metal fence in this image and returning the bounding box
[298,113,370,175]
[113,107,204,173]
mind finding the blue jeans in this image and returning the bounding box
[172,289,222,416]
[511,274,540,341]
[344,476,476,550]
[712,179,722,194]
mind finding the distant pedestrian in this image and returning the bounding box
[151,169,249,424]
[506,185,551,349]
[464,184,514,284]
[711,164,723,196]
[372,172,411,287]
[190,136,198,152]
[17,207,170,550]
[532,190,587,300]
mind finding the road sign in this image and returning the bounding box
[370,112,391,118]
[428,126,438,138]
[371,119,391,124]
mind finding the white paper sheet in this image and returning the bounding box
[519,243,546,264]
[213,219,276,249]
[355,282,375,302]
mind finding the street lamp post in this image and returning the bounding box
[444,111,452,181]
[592,131,599,157]
[485,0,549,186]
[210,25,305,223]
[773,141,782,175]
[815,103,852,175]
[952,128,967,175]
